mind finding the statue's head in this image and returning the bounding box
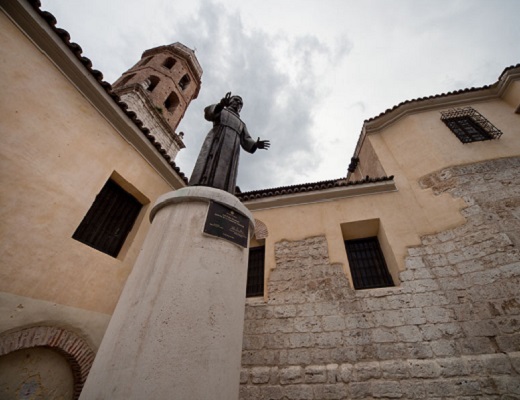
[228,95,243,114]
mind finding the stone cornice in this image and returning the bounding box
[2,0,187,189]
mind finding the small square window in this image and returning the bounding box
[344,237,394,290]
[246,246,265,297]
[73,179,142,257]
[441,107,503,144]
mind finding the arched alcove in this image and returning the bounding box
[0,347,74,399]
[0,326,95,400]
[254,218,269,240]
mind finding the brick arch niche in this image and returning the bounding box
[253,219,268,240]
[0,326,95,400]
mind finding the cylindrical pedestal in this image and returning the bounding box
[79,187,255,400]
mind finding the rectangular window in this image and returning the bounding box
[73,179,143,257]
[344,237,394,290]
[246,246,265,297]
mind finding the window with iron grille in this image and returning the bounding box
[246,246,265,297]
[344,237,394,290]
[73,179,142,257]
[440,107,503,144]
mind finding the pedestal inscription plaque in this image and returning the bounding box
[203,201,249,247]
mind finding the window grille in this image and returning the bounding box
[440,107,503,143]
[344,237,394,289]
[72,179,142,257]
[246,246,265,297]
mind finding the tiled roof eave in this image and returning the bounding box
[238,175,395,202]
[363,64,520,133]
[348,63,520,169]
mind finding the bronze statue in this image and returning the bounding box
[189,93,270,194]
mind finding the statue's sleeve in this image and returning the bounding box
[204,104,222,122]
[241,124,258,154]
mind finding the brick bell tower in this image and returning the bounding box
[112,43,203,161]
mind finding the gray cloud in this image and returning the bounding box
[172,0,351,191]
[43,0,517,193]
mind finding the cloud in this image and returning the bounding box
[47,0,519,192]
[172,0,351,191]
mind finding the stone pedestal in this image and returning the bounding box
[79,187,254,400]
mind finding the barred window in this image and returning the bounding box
[344,237,394,290]
[246,246,265,297]
[73,179,142,257]
[441,107,503,144]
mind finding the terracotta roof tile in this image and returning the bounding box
[364,64,520,124]
[27,0,188,183]
[237,175,394,201]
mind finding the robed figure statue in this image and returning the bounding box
[189,93,270,194]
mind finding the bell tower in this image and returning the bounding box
[112,43,202,161]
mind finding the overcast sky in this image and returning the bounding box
[41,0,520,192]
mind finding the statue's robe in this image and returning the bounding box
[189,104,257,194]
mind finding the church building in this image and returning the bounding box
[1,1,519,399]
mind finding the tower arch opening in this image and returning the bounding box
[164,92,180,112]
[179,74,190,90]
[147,76,160,92]
[163,57,176,69]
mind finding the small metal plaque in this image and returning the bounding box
[203,201,249,248]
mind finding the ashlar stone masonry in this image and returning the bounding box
[240,156,520,399]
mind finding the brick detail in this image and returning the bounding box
[254,219,269,240]
[0,326,95,400]
[241,157,520,399]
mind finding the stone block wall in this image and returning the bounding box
[240,157,520,399]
